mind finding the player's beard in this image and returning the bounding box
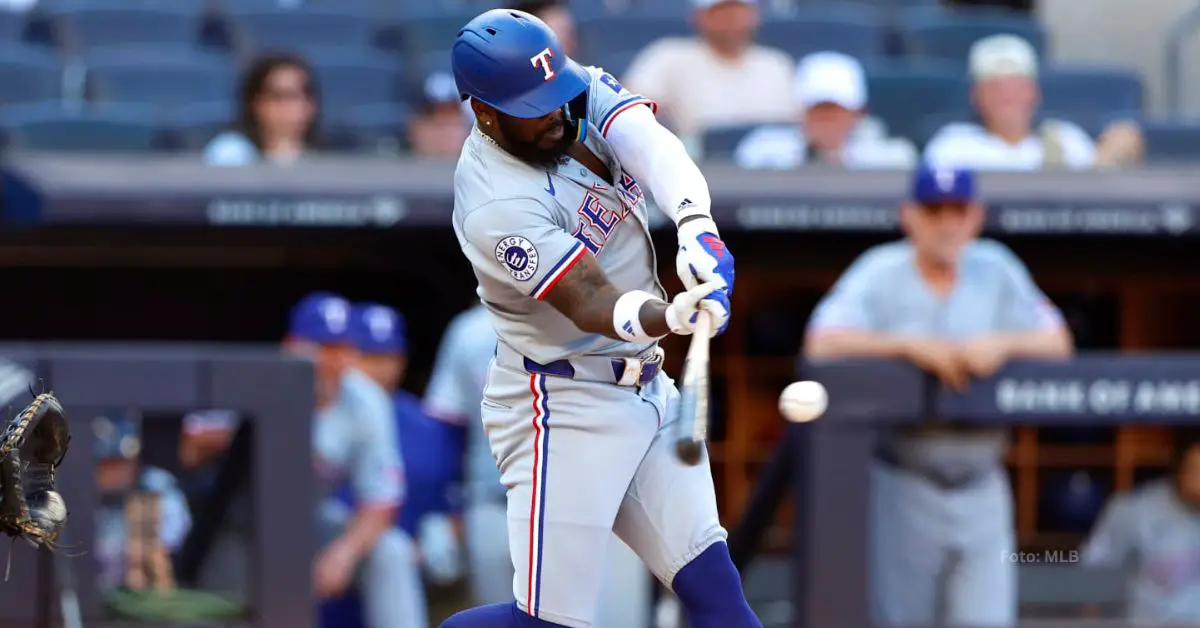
[497,115,575,170]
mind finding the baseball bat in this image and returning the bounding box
[674,310,712,466]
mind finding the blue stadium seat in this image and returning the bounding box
[866,63,969,144]
[229,7,377,53]
[702,124,758,159]
[596,50,639,81]
[50,7,202,52]
[0,103,162,152]
[0,44,63,106]
[415,49,451,78]
[578,16,690,60]
[1141,121,1200,163]
[86,50,234,108]
[400,13,479,56]
[1040,67,1144,115]
[757,10,886,61]
[309,53,406,115]
[39,0,205,12]
[0,10,27,41]
[897,11,1046,64]
[329,102,412,154]
[166,101,232,150]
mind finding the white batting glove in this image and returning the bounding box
[665,279,730,337]
[675,216,735,295]
[418,514,462,585]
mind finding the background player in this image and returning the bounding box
[444,9,755,628]
[284,292,426,628]
[424,301,654,626]
[803,167,1073,626]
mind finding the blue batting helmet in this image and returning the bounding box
[451,9,589,119]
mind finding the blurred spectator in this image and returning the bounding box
[94,414,192,591]
[205,53,321,166]
[734,52,917,170]
[408,72,472,159]
[1081,427,1200,622]
[623,0,794,137]
[924,35,1143,170]
[284,292,425,628]
[804,166,1073,627]
[512,0,577,56]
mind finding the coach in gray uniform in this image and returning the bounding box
[804,166,1073,627]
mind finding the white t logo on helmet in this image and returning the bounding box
[530,47,555,81]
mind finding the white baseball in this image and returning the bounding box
[779,381,828,423]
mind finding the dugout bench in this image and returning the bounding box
[0,344,314,628]
[790,354,1200,628]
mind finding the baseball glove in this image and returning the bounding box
[0,391,70,548]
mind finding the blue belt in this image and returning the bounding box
[495,342,663,387]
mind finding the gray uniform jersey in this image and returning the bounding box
[808,238,1065,477]
[453,65,664,364]
[423,304,503,503]
[1083,480,1200,621]
[315,368,404,524]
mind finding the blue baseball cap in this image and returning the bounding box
[288,291,352,344]
[350,303,407,354]
[910,166,977,205]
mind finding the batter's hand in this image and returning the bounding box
[959,336,1010,379]
[676,216,735,296]
[902,339,970,391]
[666,279,730,337]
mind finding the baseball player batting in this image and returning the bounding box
[442,9,756,628]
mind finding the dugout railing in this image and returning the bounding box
[0,344,314,628]
[788,354,1200,628]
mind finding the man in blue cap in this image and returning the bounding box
[285,292,422,628]
[803,166,1074,627]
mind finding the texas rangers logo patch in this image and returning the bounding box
[495,236,540,281]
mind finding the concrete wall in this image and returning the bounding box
[1038,0,1200,116]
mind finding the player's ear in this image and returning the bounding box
[470,99,495,126]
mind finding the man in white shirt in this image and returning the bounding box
[734,51,917,170]
[622,0,794,137]
[923,34,1142,171]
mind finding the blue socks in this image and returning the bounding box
[672,541,763,628]
[441,542,760,628]
[440,602,565,627]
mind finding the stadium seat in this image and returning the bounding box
[228,7,378,53]
[578,16,691,60]
[400,13,480,57]
[0,103,162,152]
[166,101,232,150]
[0,10,27,41]
[415,48,451,78]
[328,102,412,154]
[757,9,886,61]
[866,64,969,145]
[39,0,205,12]
[86,51,234,108]
[50,7,202,53]
[702,124,758,159]
[1141,121,1200,163]
[0,44,63,106]
[309,53,406,115]
[1040,67,1144,115]
[596,50,639,80]
[897,10,1046,64]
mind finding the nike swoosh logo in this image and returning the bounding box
[544,172,555,196]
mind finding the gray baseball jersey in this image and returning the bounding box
[808,238,1065,627]
[1082,480,1200,622]
[315,368,404,520]
[453,65,665,364]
